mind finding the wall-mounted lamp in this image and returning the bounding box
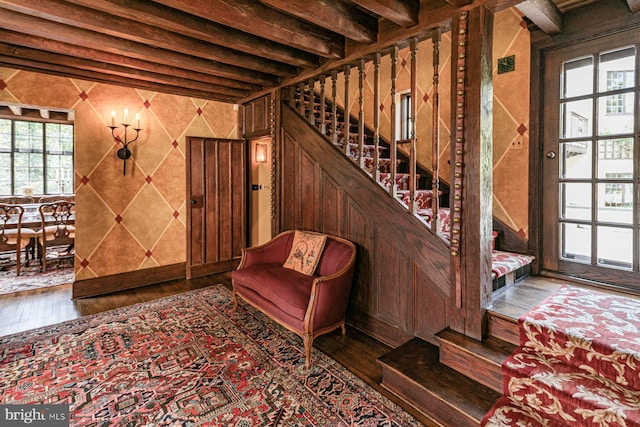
[255,143,267,164]
[108,108,142,175]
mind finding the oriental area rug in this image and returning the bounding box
[0,285,422,426]
[482,286,640,427]
[0,248,74,295]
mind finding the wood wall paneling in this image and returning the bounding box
[279,104,451,346]
[299,150,319,230]
[243,94,271,137]
[413,263,448,345]
[375,226,412,331]
[345,197,374,315]
[281,131,299,232]
[320,172,343,237]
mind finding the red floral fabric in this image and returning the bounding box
[483,286,640,427]
[491,251,533,279]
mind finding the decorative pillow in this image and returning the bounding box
[283,231,327,276]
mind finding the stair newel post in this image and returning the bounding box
[390,46,399,197]
[358,59,364,169]
[373,53,381,183]
[298,81,306,117]
[319,75,326,135]
[358,59,366,170]
[431,29,441,224]
[343,65,351,157]
[409,38,418,215]
[308,78,315,126]
[331,70,338,146]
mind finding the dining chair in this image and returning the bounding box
[0,203,37,275]
[37,201,75,272]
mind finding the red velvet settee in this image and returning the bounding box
[231,230,357,369]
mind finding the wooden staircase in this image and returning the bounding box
[285,80,537,427]
[377,306,521,427]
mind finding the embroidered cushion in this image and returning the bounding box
[283,231,327,276]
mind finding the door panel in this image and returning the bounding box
[541,31,639,288]
[187,137,246,279]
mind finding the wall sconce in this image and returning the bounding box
[108,108,142,176]
[255,143,267,164]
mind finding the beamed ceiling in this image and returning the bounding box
[0,0,635,103]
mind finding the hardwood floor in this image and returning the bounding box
[488,274,640,320]
[0,272,440,427]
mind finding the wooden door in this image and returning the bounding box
[186,137,246,279]
[541,30,640,288]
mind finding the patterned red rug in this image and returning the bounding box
[0,285,422,426]
[0,264,73,296]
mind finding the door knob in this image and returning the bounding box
[190,199,197,205]
[546,151,556,159]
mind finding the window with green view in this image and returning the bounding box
[0,118,73,196]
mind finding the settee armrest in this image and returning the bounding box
[306,252,356,333]
[237,231,294,269]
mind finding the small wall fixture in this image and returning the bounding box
[255,143,267,163]
[108,108,142,175]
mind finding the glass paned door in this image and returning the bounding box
[542,31,639,288]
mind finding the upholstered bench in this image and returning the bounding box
[231,230,357,369]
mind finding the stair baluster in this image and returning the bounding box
[432,29,441,221]
[331,71,338,146]
[373,53,381,183]
[319,75,326,135]
[308,78,315,126]
[389,46,398,197]
[357,59,366,170]
[409,38,418,215]
[298,81,305,117]
[343,65,351,157]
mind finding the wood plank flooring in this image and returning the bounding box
[488,274,640,320]
[0,272,440,427]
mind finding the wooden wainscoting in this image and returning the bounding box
[279,104,451,347]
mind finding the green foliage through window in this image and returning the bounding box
[0,118,74,196]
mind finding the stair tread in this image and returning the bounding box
[379,337,500,421]
[438,329,517,366]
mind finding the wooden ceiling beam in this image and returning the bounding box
[516,0,563,34]
[349,0,419,27]
[443,0,474,7]
[0,55,242,102]
[0,9,280,87]
[0,30,262,92]
[0,0,298,77]
[153,0,344,58]
[0,43,252,99]
[258,0,377,43]
[64,0,319,68]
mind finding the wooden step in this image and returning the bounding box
[486,310,519,346]
[378,338,500,427]
[437,328,516,393]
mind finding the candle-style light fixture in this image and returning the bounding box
[108,108,142,175]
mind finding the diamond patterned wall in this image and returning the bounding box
[0,68,238,280]
[323,8,529,238]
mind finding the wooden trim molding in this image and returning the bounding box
[72,263,187,298]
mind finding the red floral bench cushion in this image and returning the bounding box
[491,250,533,279]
